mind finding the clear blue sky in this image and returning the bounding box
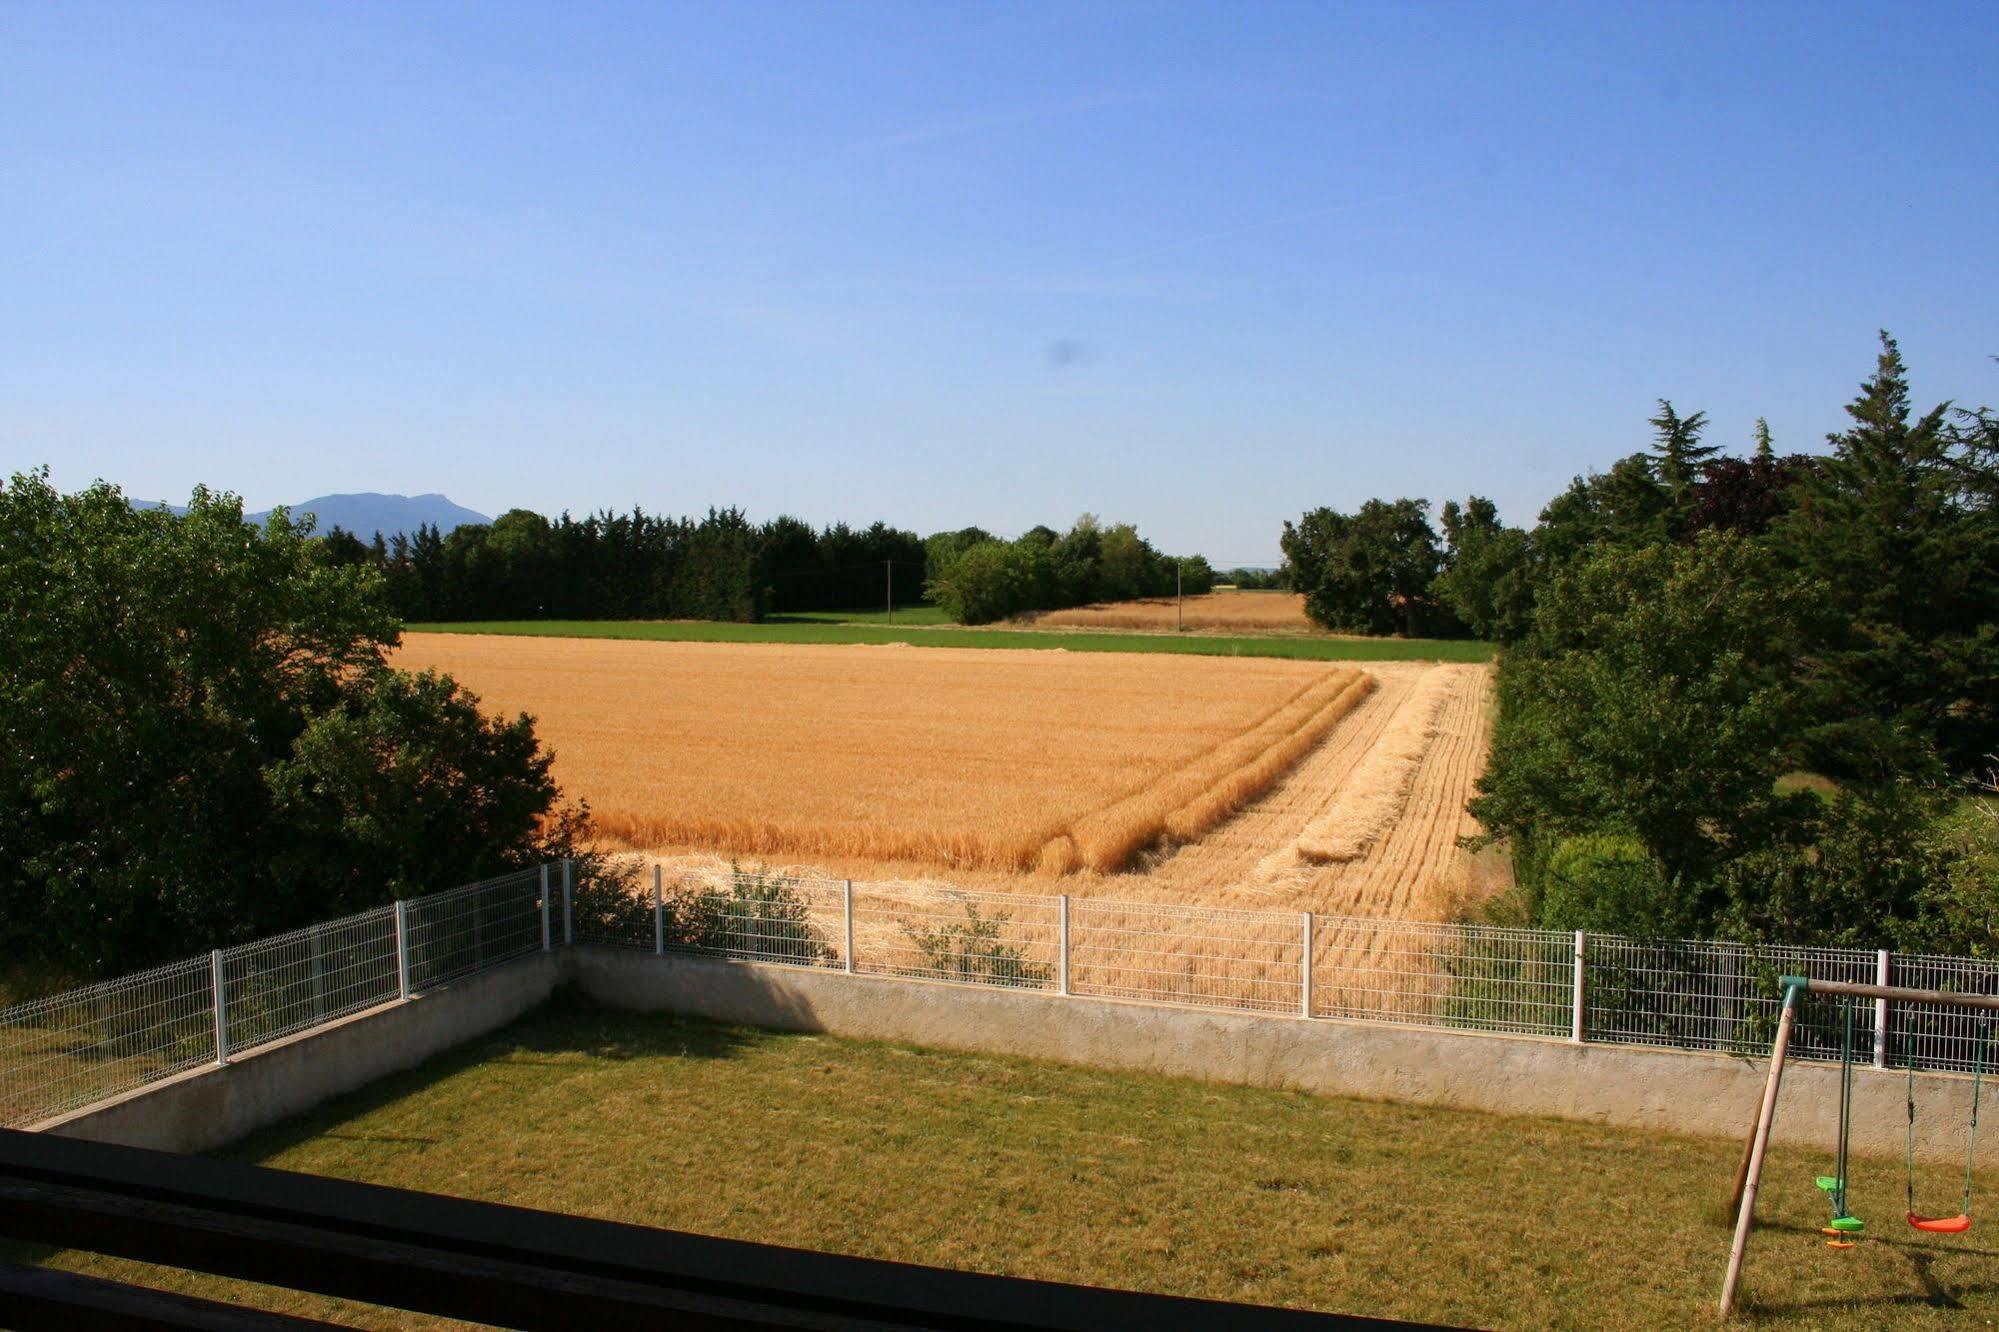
[5,1,1994,564]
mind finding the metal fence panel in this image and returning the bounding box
[657,869,846,969]
[404,869,547,990]
[1582,938,1879,1061]
[856,885,1060,989]
[222,906,398,1054]
[16,856,1999,1132]
[0,957,215,1127]
[1313,917,1573,1036]
[1068,899,1303,1013]
[1890,953,1999,1073]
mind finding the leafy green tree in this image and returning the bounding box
[1772,332,1999,774]
[922,526,993,591]
[318,525,371,566]
[927,539,1046,623]
[1281,498,1443,636]
[1094,522,1156,601]
[0,470,585,979]
[1532,454,1669,571]
[1176,554,1217,595]
[1471,533,1826,900]
[1433,497,1536,642]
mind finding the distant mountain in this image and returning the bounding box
[265,493,491,540]
[133,492,491,540]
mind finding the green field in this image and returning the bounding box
[768,605,955,626]
[404,618,1497,663]
[27,1001,1999,1329]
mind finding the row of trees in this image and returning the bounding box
[325,508,1208,627]
[1442,335,1997,949]
[924,516,1215,625]
[327,510,938,623]
[324,507,765,622]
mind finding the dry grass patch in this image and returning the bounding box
[1030,590,1316,634]
[393,635,1366,875]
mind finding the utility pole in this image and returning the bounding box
[1176,562,1184,632]
[886,559,893,623]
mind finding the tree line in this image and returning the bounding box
[322,508,1208,625]
[923,516,1215,624]
[1289,334,1998,949]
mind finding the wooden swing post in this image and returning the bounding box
[1718,975,1999,1319]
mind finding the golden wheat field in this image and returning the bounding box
[1027,589,1315,633]
[393,633,1370,875]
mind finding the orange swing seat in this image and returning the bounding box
[1908,1212,1973,1234]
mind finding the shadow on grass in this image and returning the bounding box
[220,988,782,1164]
[1744,1223,1999,1319]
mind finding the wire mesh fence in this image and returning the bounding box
[13,857,1999,1133]
[1582,938,1883,1061]
[579,866,1999,1076]
[405,869,548,990]
[1317,918,1574,1036]
[1891,953,1999,1073]
[861,886,1061,989]
[0,865,554,1129]
[0,957,215,1127]
[221,907,399,1054]
[1069,898,1302,1013]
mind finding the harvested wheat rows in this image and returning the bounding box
[395,634,1374,874]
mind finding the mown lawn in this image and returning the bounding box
[403,619,1497,663]
[27,999,1999,1329]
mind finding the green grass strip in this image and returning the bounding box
[403,618,1495,663]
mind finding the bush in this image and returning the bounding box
[683,868,832,965]
[901,905,1050,987]
[1533,832,1680,935]
[928,540,1046,624]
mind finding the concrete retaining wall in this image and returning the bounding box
[570,947,1996,1167]
[33,943,1991,1166]
[37,951,564,1154]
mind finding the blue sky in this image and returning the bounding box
[4,2,1994,564]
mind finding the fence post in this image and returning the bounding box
[562,859,574,946]
[653,865,665,957]
[540,865,552,953]
[842,880,855,974]
[394,900,411,1002]
[308,923,325,1025]
[210,950,229,1066]
[1571,930,1586,1044]
[1875,949,1891,1070]
[1058,895,1071,996]
[1301,912,1314,1018]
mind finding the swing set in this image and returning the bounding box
[1718,975,1996,1318]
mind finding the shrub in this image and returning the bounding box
[684,867,831,966]
[901,905,1050,988]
